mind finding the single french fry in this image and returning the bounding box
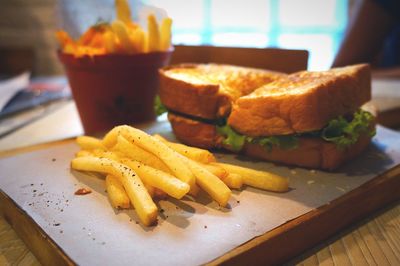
[121,158,190,199]
[199,163,228,180]
[214,163,289,192]
[102,125,121,147]
[63,43,76,54]
[91,149,125,161]
[76,136,105,150]
[147,14,160,52]
[153,134,216,163]
[115,0,132,25]
[106,174,130,209]
[142,31,149,53]
[222,173,243,189]
[113,135,171,173]
[78,27,97,46]
[71,156,158,226]
[103,31,117,53]
[74,46,106,57]
[182,158,231,207]
[159,17,172,51]
[75,150,92,158]
[55,30,76,50]
[103,125,196,187]
[130,27,146,53]
[111,20,135,53]
[89,32,106,48]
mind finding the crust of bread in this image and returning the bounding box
[167,112,374,170]
[228,64,371,136]
[243,135,371,170]
[167,113,219,149]
[159,64,286,119]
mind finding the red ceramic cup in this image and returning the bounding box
[58,50,172,134]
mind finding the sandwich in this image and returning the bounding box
[157,63,375,170]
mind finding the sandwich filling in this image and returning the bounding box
[216,109,375,152]
[155,96,375,152]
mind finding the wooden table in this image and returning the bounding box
[1,77,400,265]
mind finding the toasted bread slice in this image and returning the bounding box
[159,64,286,119]
[167,113,219,149]
[167,110,375,170]
[228,64,371,136]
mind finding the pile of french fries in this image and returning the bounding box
[55,0,172,57]
[71,125,289,226]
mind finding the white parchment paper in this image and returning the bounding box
[0,123,399,266]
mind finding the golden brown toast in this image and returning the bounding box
[159,64,287,119]
[228,64,371,136]
[160,63,374,170]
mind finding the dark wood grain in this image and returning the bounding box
[170,45,309,73]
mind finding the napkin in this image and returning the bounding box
[0,72,30,111]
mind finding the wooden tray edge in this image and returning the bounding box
[0,138,75,159]
[208,164,400,265]
[0,190,76,266]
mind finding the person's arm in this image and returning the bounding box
[332,0,397,67]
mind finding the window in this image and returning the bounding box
[145,0,348,70]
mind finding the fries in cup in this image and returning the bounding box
[56,0,172,56]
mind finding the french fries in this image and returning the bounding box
[113,135,171,173]
[153,134,216,163]
[120,159,190,199]
[199,162,228,180]
[71,156,158,226]
[89,148,186,199]
[72,125,289,227]
[76,136,105,150]
[214,163,289,192]
[222,173,243,189]
[111,20,136,53]
[103,125,196,187]
[56,0,172,56]
[184,158,231,207]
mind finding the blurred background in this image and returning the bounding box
[147,0,348,71]
[0,0,351,75]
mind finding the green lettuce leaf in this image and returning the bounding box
[216,124,246,152]
[154,95,167,116]
[322,109,375,149]
[216,124,298,152]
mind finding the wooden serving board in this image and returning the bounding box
[0,122,399,266]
